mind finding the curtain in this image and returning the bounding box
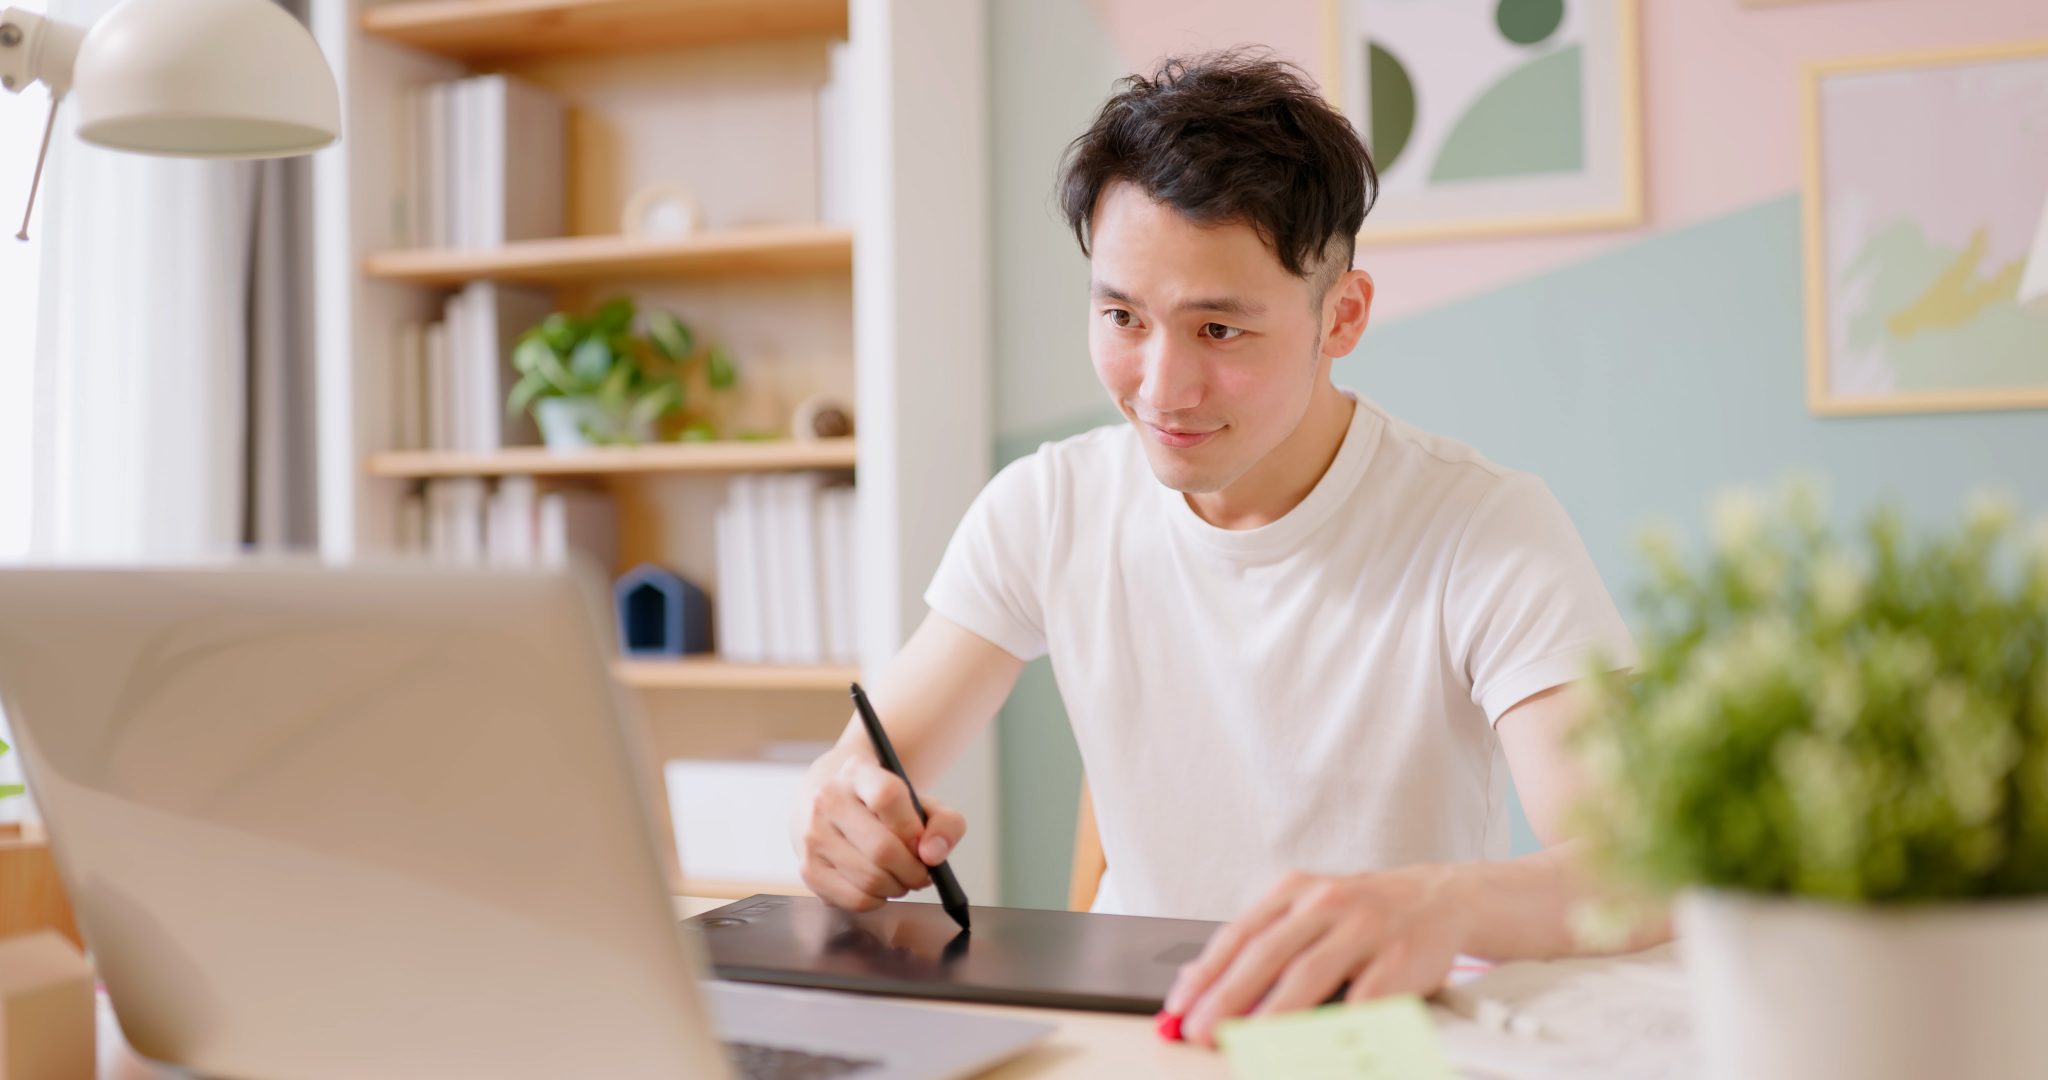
[29,0,318,559]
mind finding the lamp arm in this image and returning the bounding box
[0,8,85,97]
[0,8,87,242]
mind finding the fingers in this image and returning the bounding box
[833,791,933,892]
[806,823,908,907]
[1255,924,1379,1016]
[1344,937,1442,1003]
[804,859,886,913]
[918,798,967,866]
[796,756,972,914]
[847,759,927,844]
[1181,893,1346,1047]
[1165,871,1313,1015]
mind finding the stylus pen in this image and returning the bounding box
[849,681,972,931]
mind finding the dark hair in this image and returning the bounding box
[1057,50,1377,292]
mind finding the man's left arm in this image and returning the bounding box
[1164,683,1672,1047]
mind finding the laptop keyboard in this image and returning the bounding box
[726,1040,883,1080]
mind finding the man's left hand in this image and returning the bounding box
[1162,867,1472,1048]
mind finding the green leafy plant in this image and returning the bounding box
[507,296,738,445]
[1576,481,2048,904]
[0,735,22,801]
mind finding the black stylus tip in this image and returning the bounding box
[947,903,971,931]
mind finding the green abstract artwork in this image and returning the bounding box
[1330,0,1640,239]
[1808,45,2048,411]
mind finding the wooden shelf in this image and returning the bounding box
[684,878,810,901]
[362,227,853,287]
[362,0,847,63]
[614,658,857,692]
[366,437,856,478]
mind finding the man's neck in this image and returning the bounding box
[1183,385,1356,530]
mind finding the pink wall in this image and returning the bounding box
[1084,0,2048,322]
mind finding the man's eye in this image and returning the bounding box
[1104,309,1136,328]
[1202,323,1244,341]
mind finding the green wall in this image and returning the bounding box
[988,193,2048,908]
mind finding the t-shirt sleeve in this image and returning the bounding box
[1444,474,1637,725]
[922,454,1051,662]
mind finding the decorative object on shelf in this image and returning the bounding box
[509,296,739,449]
[1574,480,2048,1080]
[615,564,712,657]
[0,931,94,1080]
[0,821,80,950]
[1324,0,1642,242]
[622,184,704,239]
[790,393,854,443]
[1804,40,2048,416]
[0,0,339,240]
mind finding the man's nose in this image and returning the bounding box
[1137,336,1204,415]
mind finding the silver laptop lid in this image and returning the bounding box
[0,563,732,1080]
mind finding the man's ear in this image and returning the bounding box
[1321,268,1374,359]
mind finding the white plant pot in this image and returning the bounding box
[533,397,652,450]
[1677,889,2048,1080]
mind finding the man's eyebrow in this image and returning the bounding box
[1090,282,1267,318]
[1091,282,1142,308]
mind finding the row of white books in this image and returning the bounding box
[400,479,618,570]
[392,284,552,453]
[397,73,566,250]
[716,474,859,666]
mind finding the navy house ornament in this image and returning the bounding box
[614,564,712,656]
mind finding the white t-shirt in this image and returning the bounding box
[924,392,1635,921]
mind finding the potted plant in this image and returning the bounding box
[508,296,738,450]
[0,735,20,803]
[1574,482,2048,1080]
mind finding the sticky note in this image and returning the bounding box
[1215,995,1456,1080]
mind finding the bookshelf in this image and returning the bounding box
[311,0,995,898]
[362,0,848,62]
[613,658,859,692]
[367,437,856,478]
[362,226,853,287]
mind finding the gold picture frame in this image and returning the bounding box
[1322,0,1644,245]
[1803,39,2048,416]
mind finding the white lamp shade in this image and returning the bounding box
[71,0,340,159]
[2022,192,2048,316]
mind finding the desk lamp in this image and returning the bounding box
[0,0,340,239]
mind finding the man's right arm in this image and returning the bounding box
[791,610,1025,911]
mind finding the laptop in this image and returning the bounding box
[0,563,1051,1080]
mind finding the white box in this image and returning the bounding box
[664,742,831,886]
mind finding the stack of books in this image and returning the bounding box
[392,284,553,453]
[715,474,858,665]
[400,479,617,570]
[396,73,565,250]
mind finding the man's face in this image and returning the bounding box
[1087,181,1333,496]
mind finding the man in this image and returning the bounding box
[791,51,1666,1047]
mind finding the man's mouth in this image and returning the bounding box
[1145,422,1222,449]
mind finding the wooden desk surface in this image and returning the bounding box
[94,896,1226,1079]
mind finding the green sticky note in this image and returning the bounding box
[1216,995,1457,1080]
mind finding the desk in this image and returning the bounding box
[95,897,1690,1079]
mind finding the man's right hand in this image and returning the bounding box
[793,751,967,912]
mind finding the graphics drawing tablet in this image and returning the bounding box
[684,893,1222,1014]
